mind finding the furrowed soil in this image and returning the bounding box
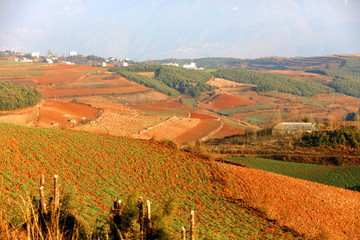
[217,163,360,239]
[0,123,302,239]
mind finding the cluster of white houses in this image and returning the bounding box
[6,50,130,67]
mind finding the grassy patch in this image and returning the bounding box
[218,105,273,114]
[245,113,274,123]
[0,70,44,77]
[180,97,197,108]
[227,157,360,191]
[0,62,46,67]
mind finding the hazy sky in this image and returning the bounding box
[1,0,359,60]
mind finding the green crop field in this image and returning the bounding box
[218,105,273,114]
[0,61,46,67]
[0,70,44,77]
[227,157,360,191]
[0,123,301,239]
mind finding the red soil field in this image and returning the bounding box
[134,117,201,142]
[213,123,246,138]
[133,100,183,108]
[86,103,137,114]
[217,163,360,240]
[41,86,149,98]
[190,112,218,120]
[208,78,256,90]
[174,119,222,144]
[209,93,257,110]
[37,100,100,128]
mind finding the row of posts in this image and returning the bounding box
[114,197,196,240]
[39,175,197,239]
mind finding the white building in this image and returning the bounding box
[46,58,53,63]
[163,62,179,67]
[183,62,197,69]
[21,58,33,63]
[69,51,78,56]
[121,62,128,67]
[31,51,40,58]
[102,62,107,67]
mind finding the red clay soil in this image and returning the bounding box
[41,86,149,98]
[213,124,246,138]
[190,112,218,120]
[174,119,222,144]
[37,100,100,128]
[209,93,257,110]
[134,100,183,108]
[216,163,360,240]
[86,103,137,114]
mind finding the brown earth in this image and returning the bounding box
[36,100,100,129]
[213,123,247,138]
[207,78,256,90]
[217,162,360,239]
[190,112,218,120]
[263,70,333,85]
[208,93,257,110]
[132,117,200,144]
[174,119,222,144]
[73,111,169,136]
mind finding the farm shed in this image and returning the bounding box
[272,122,316,136]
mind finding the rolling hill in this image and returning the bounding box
[0,122,301,239]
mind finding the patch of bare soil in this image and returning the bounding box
[0,112,35,127]
[208,78,256,90]
[36,100,100,129]
[74,111,169,136]
[74,90,171,105]
[0,100,43,127]
[216,162,360,239]
[132,117,201,144]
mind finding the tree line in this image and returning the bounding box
[0,81,42,110]
[301,128,360,149]
[110,65,215,98]
[213,68,335,97]
[306,57,360,98]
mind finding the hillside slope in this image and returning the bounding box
[217,163,360,239]
[0,123,301,239]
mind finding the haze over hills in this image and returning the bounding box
[2,0,360,238]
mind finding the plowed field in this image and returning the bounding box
[37,100,100,128]
[209,93,257,110]
[74,111,169,136]
[217,163,360,239]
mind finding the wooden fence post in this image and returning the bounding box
[53,175,60,215]
[113,199,122,228]
[145,200,152,236]
[181,226,187,240]
[138,197,144,240]
[40,174,45,187]
[190,210,195,240]
[39,186,47,215]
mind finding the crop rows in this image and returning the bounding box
[0,123,301,239]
